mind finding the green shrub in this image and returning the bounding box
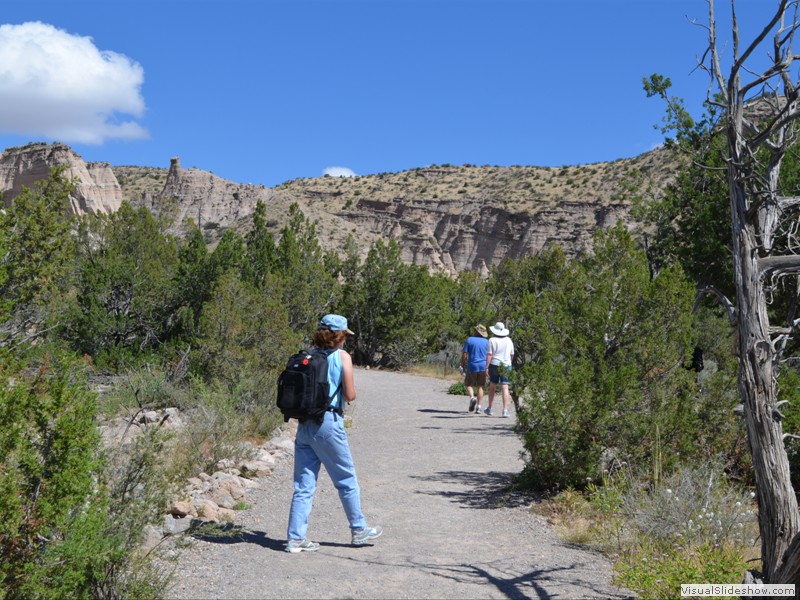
[165,378,261,481]
[98,361,192,418]
[621,465,756,548]
[192,272,297,389]
[586,474,625,516]
[0,351,170,599]
[776,366,800,490]
[543,462,758,600]
[609,463,756,598]
[448,381,468,395]
[384,335,429,371]
[614,541,749,600]
[447,381,489,397]
[510,228,699,490]
[65,202,180,363]
[0,358,101,596]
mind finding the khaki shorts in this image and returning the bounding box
[464,371,487,387]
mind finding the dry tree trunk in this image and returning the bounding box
[729,176,800,583]
[707,0,800,586]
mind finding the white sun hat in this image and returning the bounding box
[489,322,510,337]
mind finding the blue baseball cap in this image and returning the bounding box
[319,314,354,334]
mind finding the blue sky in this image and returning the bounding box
[0,1,782,187]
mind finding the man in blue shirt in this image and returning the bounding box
[461,324,489,413]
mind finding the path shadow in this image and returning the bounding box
[410,469,537,509]
[417,408,522,434]
[449,424,518,436]
[417,408,469,416]
[185,522,378,553]
[420,424,516,434]
[186,522,285,552]
[336,554,631,600]
[413,559,634,600]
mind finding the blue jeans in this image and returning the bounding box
[287,410,367,540]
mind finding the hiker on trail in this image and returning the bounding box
[484,322,515,418]
[285,314,383,553]
[461,324,489,414]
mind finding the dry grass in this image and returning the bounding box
[404,362,462,381]
[529,464,762,587]
[556,516,597,545]
[531,488,604,546]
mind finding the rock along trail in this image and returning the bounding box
[167,368,633,600]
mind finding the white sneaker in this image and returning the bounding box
[474,405,482,414]
[502,409,510,418]
[352,525,383,545]
[286,539,319,553]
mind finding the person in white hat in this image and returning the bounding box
[484,322,515,417]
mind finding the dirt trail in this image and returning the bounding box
[167,369,633,600]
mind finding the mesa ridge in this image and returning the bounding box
[0,142,680,273]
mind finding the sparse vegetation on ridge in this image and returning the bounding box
[270,149,682,215]
[114,166,169,201]
[112,148,683,223]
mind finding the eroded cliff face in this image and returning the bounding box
[133,157,273,238]
[0,142,122,214]
[299,196,630,274]
[277,155,675,274]
[2,142,674,274]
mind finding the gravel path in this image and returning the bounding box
[167,369,633,599]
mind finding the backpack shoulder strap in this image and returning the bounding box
[318,348,344,412]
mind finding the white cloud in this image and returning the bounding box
[323,166,356,178]
[0,22,148,144]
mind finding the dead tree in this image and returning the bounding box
[702,0,800,585]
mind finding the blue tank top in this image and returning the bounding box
[326,349,343,408]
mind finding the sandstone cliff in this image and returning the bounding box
[132,157,287,239]
[270,150,678,273]
[1,142,680,274]
[339,196,630,272]
[0,142,123,214]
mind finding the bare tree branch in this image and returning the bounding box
[708,0,729,101]
[730,0,789,84]
[695,285,738,324]
[759,255,800,277]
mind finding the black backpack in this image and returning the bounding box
[276,348,342,423]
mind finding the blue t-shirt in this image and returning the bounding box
[462,336,489,372]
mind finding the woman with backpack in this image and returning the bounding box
[285,313,383,553]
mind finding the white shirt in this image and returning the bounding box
[488,336,514,367]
